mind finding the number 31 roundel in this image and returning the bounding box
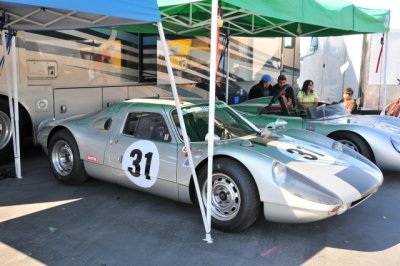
[122,140,160,188]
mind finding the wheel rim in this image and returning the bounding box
[51,140,74,176]
[338,139,359,152]
[0,110,12,150]
[202,173,241,221]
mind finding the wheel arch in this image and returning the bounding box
[47,126,74,149]
[189,155,261,205]
[328,130,375,163]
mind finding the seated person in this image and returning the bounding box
[383,96,400,118]
[297,80,318,108]
[339,87,357,113]
[248,74,272,100]
[270,74,296,108]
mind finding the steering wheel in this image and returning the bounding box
[258,84,291,116]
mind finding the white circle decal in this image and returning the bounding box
[122,140,160,188]
[274,139,336,165]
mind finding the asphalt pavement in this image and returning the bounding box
[1,144,400,266]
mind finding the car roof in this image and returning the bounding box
[122,98,214,111]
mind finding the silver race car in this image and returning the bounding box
[37,98,383,232]
[232,88,400,172]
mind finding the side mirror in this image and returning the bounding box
[266,118,287,130]
[205,133,221,141]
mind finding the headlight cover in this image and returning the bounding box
[331,140,344,153]
[333,141,380,172]
[272,161,342,205]
[391,137,400,153]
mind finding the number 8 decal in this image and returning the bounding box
[122,140,160,188]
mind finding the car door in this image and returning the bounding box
[105,106,179,201]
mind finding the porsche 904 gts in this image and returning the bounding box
[232,91,400,172]
[37,98,383,232]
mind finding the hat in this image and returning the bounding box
[278,74,287,81]
[262,74,272,83]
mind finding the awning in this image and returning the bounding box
[0,0,160,31]
[118,0,390,37]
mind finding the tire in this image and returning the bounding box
[0,98,27,162]
[48,129,88,185]
[331,131,373,161]
[198,158,260,232]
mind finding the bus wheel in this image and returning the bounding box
[0,99,14,162]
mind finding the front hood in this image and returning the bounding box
[244,134,382,197]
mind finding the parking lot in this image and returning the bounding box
[1,144,400,266]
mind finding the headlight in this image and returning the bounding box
[331,141,344,153]
[339,143,380,172]
[391,137,400,153]
[272,161,342,205]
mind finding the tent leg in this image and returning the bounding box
[205,0,219,243]
[157,22,211,242]
[1,30,20,179]
[382,32,389,111]
[11,33,22,179]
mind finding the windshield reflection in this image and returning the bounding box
[307,104,350,120]
[172,103,260,142]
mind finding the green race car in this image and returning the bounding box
[232,87,400,172]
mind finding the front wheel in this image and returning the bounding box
[199,158,260,232]
[48,129,88,185]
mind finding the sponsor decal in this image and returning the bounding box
[122,140,160,188]
[193,147,205,158]
[86,155,97,162]
[181,145,191,157]
[305,125,315,131]
[182,159,190,167]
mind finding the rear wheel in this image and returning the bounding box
[199,158,260,232]
[48,129,88,185]
[331,132,373,161]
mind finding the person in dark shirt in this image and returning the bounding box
[248,74,272,100]
[270,74,296,108]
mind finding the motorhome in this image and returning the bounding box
[0,28,299,161]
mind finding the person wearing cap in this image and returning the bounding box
[270,74,297,108]
[248,74,272,100]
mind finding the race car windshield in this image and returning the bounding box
[172,103,259,142]
[307,103,350,120]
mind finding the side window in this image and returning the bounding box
[123,112,140,135]
[123,112,171,142]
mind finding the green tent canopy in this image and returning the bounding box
[119,0,390,37]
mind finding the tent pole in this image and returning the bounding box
[10,33,22,178]
[382,32,388,111]
[205,0,219,244]
[1,30,19,178]
[157,22,211,242]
